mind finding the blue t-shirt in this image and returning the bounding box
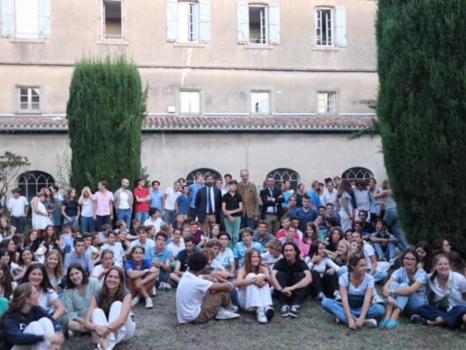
[188,184,203,208]
[306,189,322,209]
[124,259,152,274]
[391,267,428,301]
[176,195,190,215]
[146,247,172,263]
[296,207,318,232]
[150,190,164,210]
[233,242,264,268]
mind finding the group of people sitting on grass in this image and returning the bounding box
[0,172,465,350]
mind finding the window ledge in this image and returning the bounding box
[8,38,46,44]
[317,112,338,116]
[243,44,275,50]
[96,40,128,46]
[173,42,206,48]
[312,46,341,52]
[15,112,42,116]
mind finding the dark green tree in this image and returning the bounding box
[67,58,145,192]
[377,0,466,253]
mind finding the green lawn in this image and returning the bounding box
[64,291,466,350]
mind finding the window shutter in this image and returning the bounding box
[268,4,280,44]
[166,0,178,42]
[1,0,14,37]
[38,0,51,38]
[199,0,211,42]
[237,2,249,43]
[335,6,347,47]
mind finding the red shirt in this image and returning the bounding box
[133,187,150,213]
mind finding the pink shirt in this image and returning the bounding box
[93,190,114,216]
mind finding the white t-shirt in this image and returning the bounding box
[322,189,337,207]
[118,190,130,210]
[101,242,125,267]
[261,251,282,272]
[339,272,375,295]
[176,271,213,323]
[90,264,107,280]
[143,217,164,233]
[164,187,181,211]
[80,200,93,218]
[167,239,185,259]
[353,188,370,211]
[39,289,59,309]
[363,242,376,270]
[7,196,28,217]
[130,238,155,251]
[428,271,466,308]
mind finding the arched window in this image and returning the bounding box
[267,168,300,190]
[341,167,374,184]
[186,168,222,185]
[17,171,55,200]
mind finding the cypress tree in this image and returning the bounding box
[377,1,466,253]
[67,57,145,192]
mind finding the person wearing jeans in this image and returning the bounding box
[93,181,114,232]
[114,178,134,230]
[79,186,95,233]
[222,180,243,247]
[7,188,28,234]
[370,220,398,263]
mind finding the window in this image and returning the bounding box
[103,0,122,40]
[180,91,200,114]
[186,168,221,185]
[317,92,336,114]
[315,7,346,48]
[267,168,300,190]
[237,3,280,45]
[17,171,55,201]
[251,92,270,114]
[1,0,52,39]
[341,167,374,185]
[166,0,211,43]
[18,87,40,112]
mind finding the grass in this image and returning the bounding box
[64,291,466,350]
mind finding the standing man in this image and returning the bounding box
[188,175,204,219]
[237,169,259,230]
[260,176,284,235]
[7,188,28,234]
[164,180,181,226]
[114,178,134,230]
[93,181,114,231]
[322,178,337,207]
[134,178,150,224]
[195,174,221,235]
[222,174,233,195]
[150,180,164,213]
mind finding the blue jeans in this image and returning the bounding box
[321,297,385,325]
[241,216,256,230]
[390,282,426,314]
[63,216,78,230]
[371,270,388,284]
[10,215,26,234]
[117,209,132,229]
[224,216,241,247]
[80,216,95,233]
[135,211,149,225]
[418,305,466,329]
[384,208,408,250]
[158,269,170,283]
[164,210,176,226]
[96,215,112,231]
[374,242,397,261]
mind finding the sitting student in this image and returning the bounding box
[447,251,466,278]
[59,225,79,255]
[64,264,102,334]
[13,248,35,281]
[357,210,375,235]
[306,241,341,301]
[170,237,200,284]
[370,220,398,263]
[276,217,302,241]
[253,220,275,248]
[146,232,172,290]
[325,227,344,253]
[83,233,99,263]
[270,242,312,318]
[234,228,264,269]
[204,240,232,279]
[300,223,319,258]
[415,241,433,273]
[176,252,239,324]
[91,250,115,282]
[0,263,14,318]
[85,267,136,350]
[432,239,452,256]
[124,246,158,309]
[236,249,274,324]
[329,240,352,277]
[190,221,206,247]
[44,250,63,292]
[143,208,164,234]
[380,249,428,328]
[352,231,388,283]
[321,254,385,329]
[214,233,236,274]
[167,228,185,259]
[128,227,155,253]
[100,231,125,268]
[21,263,66,322]
[2,282,65,350]
[277,226,302,245]
[63,237,94,278]
[261,239,283,273]
[415,254,466,328]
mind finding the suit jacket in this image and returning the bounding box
[237,182,260,218]
[260,187,284,219]
[195,185,222,223]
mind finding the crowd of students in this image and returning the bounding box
[0,170,465,350]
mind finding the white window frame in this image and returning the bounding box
[317,91,337,114]
[14,0,40,39]
[180,90,201,114]
[315,7,334,47]
[250,91,271,115]
[17,87,41,113]
[248,4,268,45]
[177,0,200,43]
[102,0,124,40]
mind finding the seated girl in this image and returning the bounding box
[44,250,63,292]
[321,253,385,330]
[84,267,136,350]
[329,240,352,277]
[261,239,283,273]
[91,250,115,282]
[64,264,102,334]
[0,263,15,318]
[13,248,35,281]
[381,249,428,328]
[236,249,274,324]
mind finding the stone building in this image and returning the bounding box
[0,0,384,197]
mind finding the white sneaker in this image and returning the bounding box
[215,307,240,320]
[131,296,140,307]
[159,281,172,290]
[145,298,154,309]
[256,307,268,324]
[226,304,239,313]
[363,318,377,328]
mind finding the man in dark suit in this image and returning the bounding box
[195,174,222,234]
[260,176,284,235]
